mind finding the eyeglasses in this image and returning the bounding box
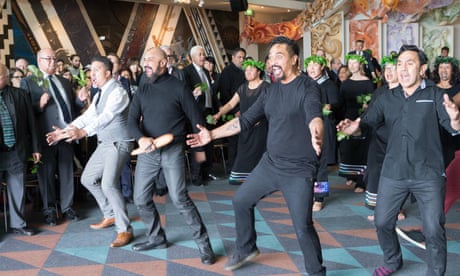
[40,57,57,62]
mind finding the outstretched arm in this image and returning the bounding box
[187,117,241,148]
[213,93,240,121]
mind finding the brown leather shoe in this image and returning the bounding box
[90,217,115,230]
[110,232,133,248]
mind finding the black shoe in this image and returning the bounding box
[191,178,202,186]
[11,227,37,236]
[44,212,57,226]
[124,197,134,204]
[63,208,80,221]
[132,240,168,251]
[199,243,216,265]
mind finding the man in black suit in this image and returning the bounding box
[0,63,41,235]
[160,45,185,81]
[218,47,246,173]
[21,48,83,226]
[348,39,376,80]
[183,45,219,185]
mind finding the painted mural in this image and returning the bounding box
[385,22,419,54]
[310,13,343,60]
[349,20,380,60]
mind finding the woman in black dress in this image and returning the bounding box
[305,55,340,211]
[213,59,269,185]
[338,54,375,192]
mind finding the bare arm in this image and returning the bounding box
[213,93,240,121]
[186,118,241,148]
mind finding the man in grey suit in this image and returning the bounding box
[21,48,83,226]
[0,63,41,235]
[46,56,134,248]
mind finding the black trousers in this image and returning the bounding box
[231,156,326,275]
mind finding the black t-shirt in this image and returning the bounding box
[239,74,322,177]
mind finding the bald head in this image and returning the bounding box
[0,63,10,89]
[143,47,168,80]
[37,48,57,75]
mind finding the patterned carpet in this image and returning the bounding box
[1,169,460,275]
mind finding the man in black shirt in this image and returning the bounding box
[127,47,215,265]
[218,47,246,173]
[338,45,460,276]
[187,36,326,275]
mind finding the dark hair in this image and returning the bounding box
[268,36,300,57]
[441,46,450,52]
[356,39,364,44]
[127,56,140,66]
[231,47,246,57]
[9,67,24,78]
[398,45,428,65]
[431,60,460,86]
[205,56,216,64]
[91,56,113,73]
[70,54,80,61]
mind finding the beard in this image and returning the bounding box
[272,65,285,82]
[143,66,160,84]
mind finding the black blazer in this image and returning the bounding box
[0,86,40,162]
[182,64,218,114]
[20,74,84,144]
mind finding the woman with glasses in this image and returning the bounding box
[9,67,24,88]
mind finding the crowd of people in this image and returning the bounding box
[1,36,460,275]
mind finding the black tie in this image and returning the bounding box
[48,76,71,123]
[94,88,102,107]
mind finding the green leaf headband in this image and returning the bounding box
[304,55,327,67]
[242,59,265,71]
[345,54,368,65]
[381,55,397,66]
[434,56,459,67]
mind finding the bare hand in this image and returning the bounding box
[443,93,459,120]
[46,126,69,145]
[136,137,156,154]
[77,86,89,102]
[192,87,202,97]
[32,152,41,163]
[312,126,322,156]
[212,113,220,121]
[40,92,50,109]
[131,133,174,155]
[186,124,211,148]
[336,118,360,136]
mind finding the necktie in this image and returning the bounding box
[198,69,212,108]
[48,76,71,123]
[0,94,16,147]
[94,88,102,107]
